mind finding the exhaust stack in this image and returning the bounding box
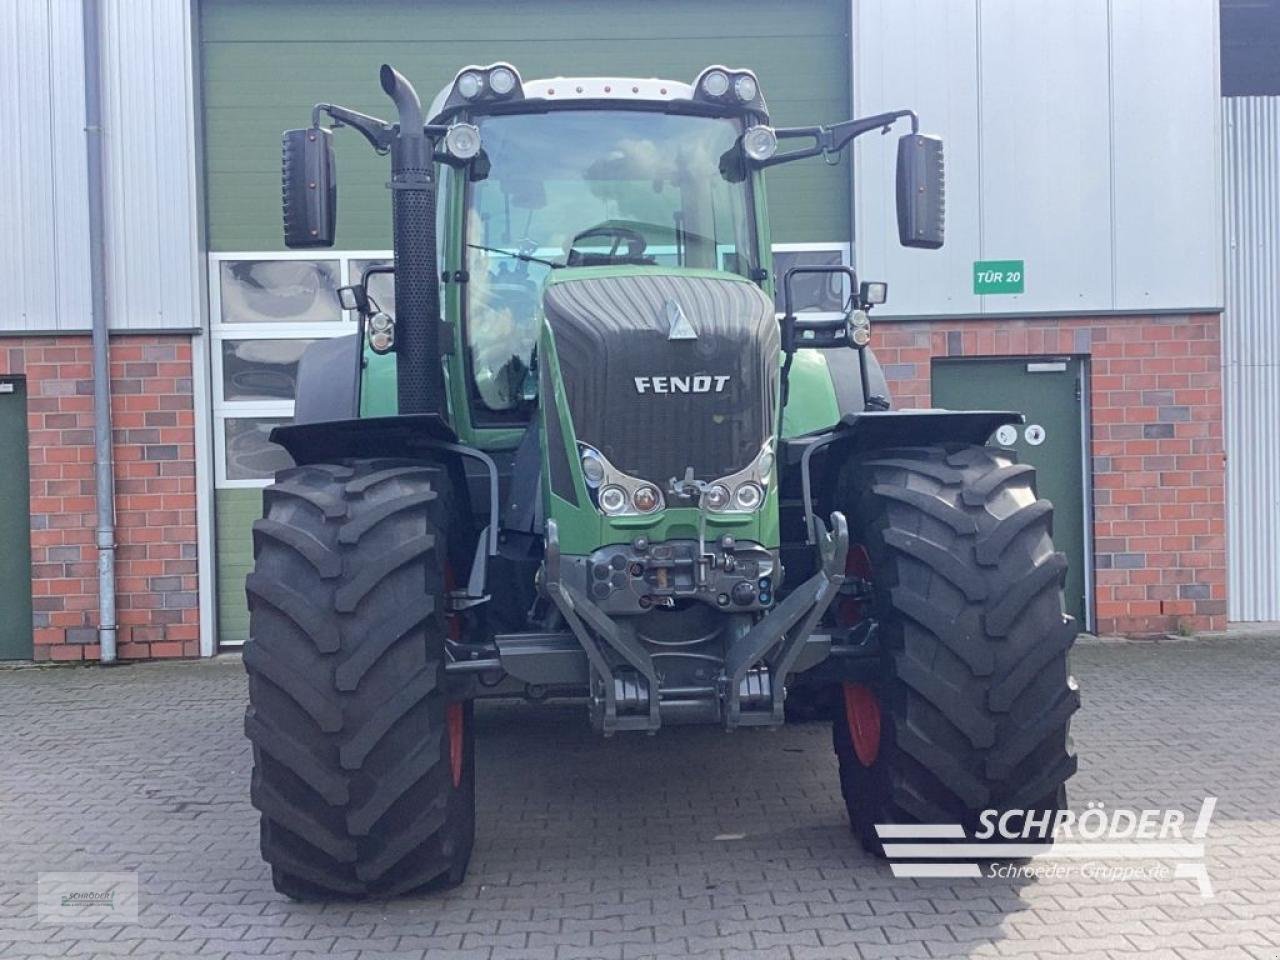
[379,65,445,416]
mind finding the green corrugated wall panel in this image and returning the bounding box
[215,488,261,644]
[200,0,851,250]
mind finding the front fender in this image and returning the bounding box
[291,334,361,425]
[819,408,1024,451]
[784,409,1024,544]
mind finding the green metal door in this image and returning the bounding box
[0,377,34,660]
[932,357,1089,628]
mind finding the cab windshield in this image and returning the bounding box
[464,109,759,413]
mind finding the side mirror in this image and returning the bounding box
[896,133,944,249]
[282,127,336,248]
[779,264,859,352]
[337,284,369,314]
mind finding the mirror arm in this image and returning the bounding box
[312,103,395,153]
[761,109,918,168]
[826,109,918,152]
[311,101,459,162]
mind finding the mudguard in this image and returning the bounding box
[292,334,362,425]
[784,408,1025,544]
[820,408,1023,450]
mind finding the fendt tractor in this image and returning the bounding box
[244,62,1080,899]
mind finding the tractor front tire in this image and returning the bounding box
[244,459,475,900]
[832,444,1079,853]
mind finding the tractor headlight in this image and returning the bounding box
[699,441,774,514]
[456,71,484,99]
[488,66,517,97]
[742,125,777,163]
[579,445,666,517]
[632,484,661,513]
[599,485,627,515]
[849,308,871,347]
[701,69,730,98]
[733,482,763,511]
[581,450,606,486]
[734,74,758,102]
[444,123,482,161]
[367,312,394,354]
[757,449,775,478]
[702,484,731,512]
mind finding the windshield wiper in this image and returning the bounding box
[466,243,562,269]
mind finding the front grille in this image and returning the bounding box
[544,273,778,485]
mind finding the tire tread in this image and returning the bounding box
[833,443,1079,849]
[244,458,473,900]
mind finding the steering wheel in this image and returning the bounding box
[568,224,648,263]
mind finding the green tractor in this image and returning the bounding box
[245,62,1079,900]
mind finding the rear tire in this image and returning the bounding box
[831,444,1079,853]
[244,459,475,900]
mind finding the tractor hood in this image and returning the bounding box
[541,268,779,492]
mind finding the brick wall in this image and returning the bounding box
[873,312,1227,636]
[0,335,199,661]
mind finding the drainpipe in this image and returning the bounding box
[82,0,117,663]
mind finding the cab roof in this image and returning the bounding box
[427,64,768,125]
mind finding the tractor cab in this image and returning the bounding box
[424,67,773,432]
[434,70,768,418]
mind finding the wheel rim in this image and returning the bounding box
[446,702,464,788]
[835,545,873,626]
[443,562,463,643]
[443,559,465,789]
[842,682,881,767]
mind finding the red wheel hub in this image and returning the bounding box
[842,682,881,767]
[446,702,464,788]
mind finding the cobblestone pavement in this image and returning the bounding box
[1,638,1278,960]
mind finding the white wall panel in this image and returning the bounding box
[852,0,981,317]
[0,0,91,332]
[0,0,200,334]
[853,0,1223,318]
[1112,0,1223,311]
[1223,96,1280,622]
[101,0,202,330]
[978,0,1113,314]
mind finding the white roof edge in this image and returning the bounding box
[522,77,696,101]
[428,76,696,123]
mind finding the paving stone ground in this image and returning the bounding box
[1,638,1279,960]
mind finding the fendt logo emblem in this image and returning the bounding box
[634,375,730,395]
[665,299,698,340]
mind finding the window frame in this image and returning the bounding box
[770,241,852,320]
[208,249,390,488]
